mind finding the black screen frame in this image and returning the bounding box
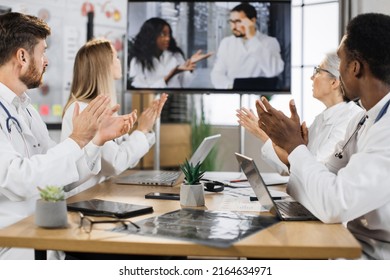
[127,0,291,95]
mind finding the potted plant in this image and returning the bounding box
[35,186,68,228]
[179,159,206,207]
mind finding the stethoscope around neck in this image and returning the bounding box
[335,98,390,159]
[0,101,23,133]
[0,100,32,157]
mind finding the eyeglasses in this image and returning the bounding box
[78,212,140,233]
[313,66,334,77]
[228,19,242,25]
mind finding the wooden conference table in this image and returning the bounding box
[0,171,362,259]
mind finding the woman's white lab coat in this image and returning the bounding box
[129,50,193,88]
[61,101,155,197]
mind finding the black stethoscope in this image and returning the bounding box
[335,98,390,159]
[0,100,33,157]
[0,101,24,133]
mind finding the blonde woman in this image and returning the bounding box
[62,38,167,195]
[236,52,363,174]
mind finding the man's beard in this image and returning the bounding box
[233,29,245,38]
[340,76,359,102]
[20,61,45,89]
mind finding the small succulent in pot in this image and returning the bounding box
[179,159,206,207]
[37,185,65,202]
[35,186,68,228]
[180,159,205,185]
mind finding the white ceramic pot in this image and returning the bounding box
[35,199,68,228]
[180,183,205,207]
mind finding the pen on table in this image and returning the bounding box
[229,179,248,183]
[250,196,282,201]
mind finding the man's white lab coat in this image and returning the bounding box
[288,93,390,259]
[261,101,363,174]
[211,31,284,89]
[0,83,101,259]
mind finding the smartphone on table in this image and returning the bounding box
[145,192,180,201]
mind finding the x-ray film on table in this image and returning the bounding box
[115,208,279,248]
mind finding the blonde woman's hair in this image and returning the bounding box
[63,38,115,116]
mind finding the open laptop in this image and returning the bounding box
[235,153,318,221]
[116,134,221,186]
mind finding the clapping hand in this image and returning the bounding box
[236,107,269,142]
[92,110,138,146]
[137,93,168,133]
[236,105,289,166]
[256,97,305,154]
[70,95,111,148]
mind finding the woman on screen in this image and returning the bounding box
[236,52,363,174]
[129,17,212,88]
[62,38,168,196]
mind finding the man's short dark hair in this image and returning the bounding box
[0,12,50,66]
[345,13,390,85]
[231,3,257,19]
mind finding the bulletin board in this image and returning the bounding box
[1,0,128,124]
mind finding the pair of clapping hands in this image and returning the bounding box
[236,97,308,165]
[70,93,168,148]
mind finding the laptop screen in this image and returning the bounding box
[175,134,221,184]
[235,153,275,211]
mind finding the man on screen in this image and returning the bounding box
[210,3,284,89]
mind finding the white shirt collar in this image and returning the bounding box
[366,91,390,122]
[0,82,31,110]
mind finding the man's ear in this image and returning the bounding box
[353,59,363,78]
[16,49,27,64]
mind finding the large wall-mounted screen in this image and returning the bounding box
[127,0,291,94]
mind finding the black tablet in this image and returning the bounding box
[67,199,153,218]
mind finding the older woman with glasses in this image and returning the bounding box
[236,51,363,174]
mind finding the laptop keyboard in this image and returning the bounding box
[135,171,179,184]
[276,201,314,217]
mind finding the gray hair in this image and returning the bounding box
[322,51,340,78]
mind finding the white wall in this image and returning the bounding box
[352,0,390,15]
[211,126,275,172]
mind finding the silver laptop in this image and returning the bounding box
[235,153,318,221]
[116,134,221,186]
